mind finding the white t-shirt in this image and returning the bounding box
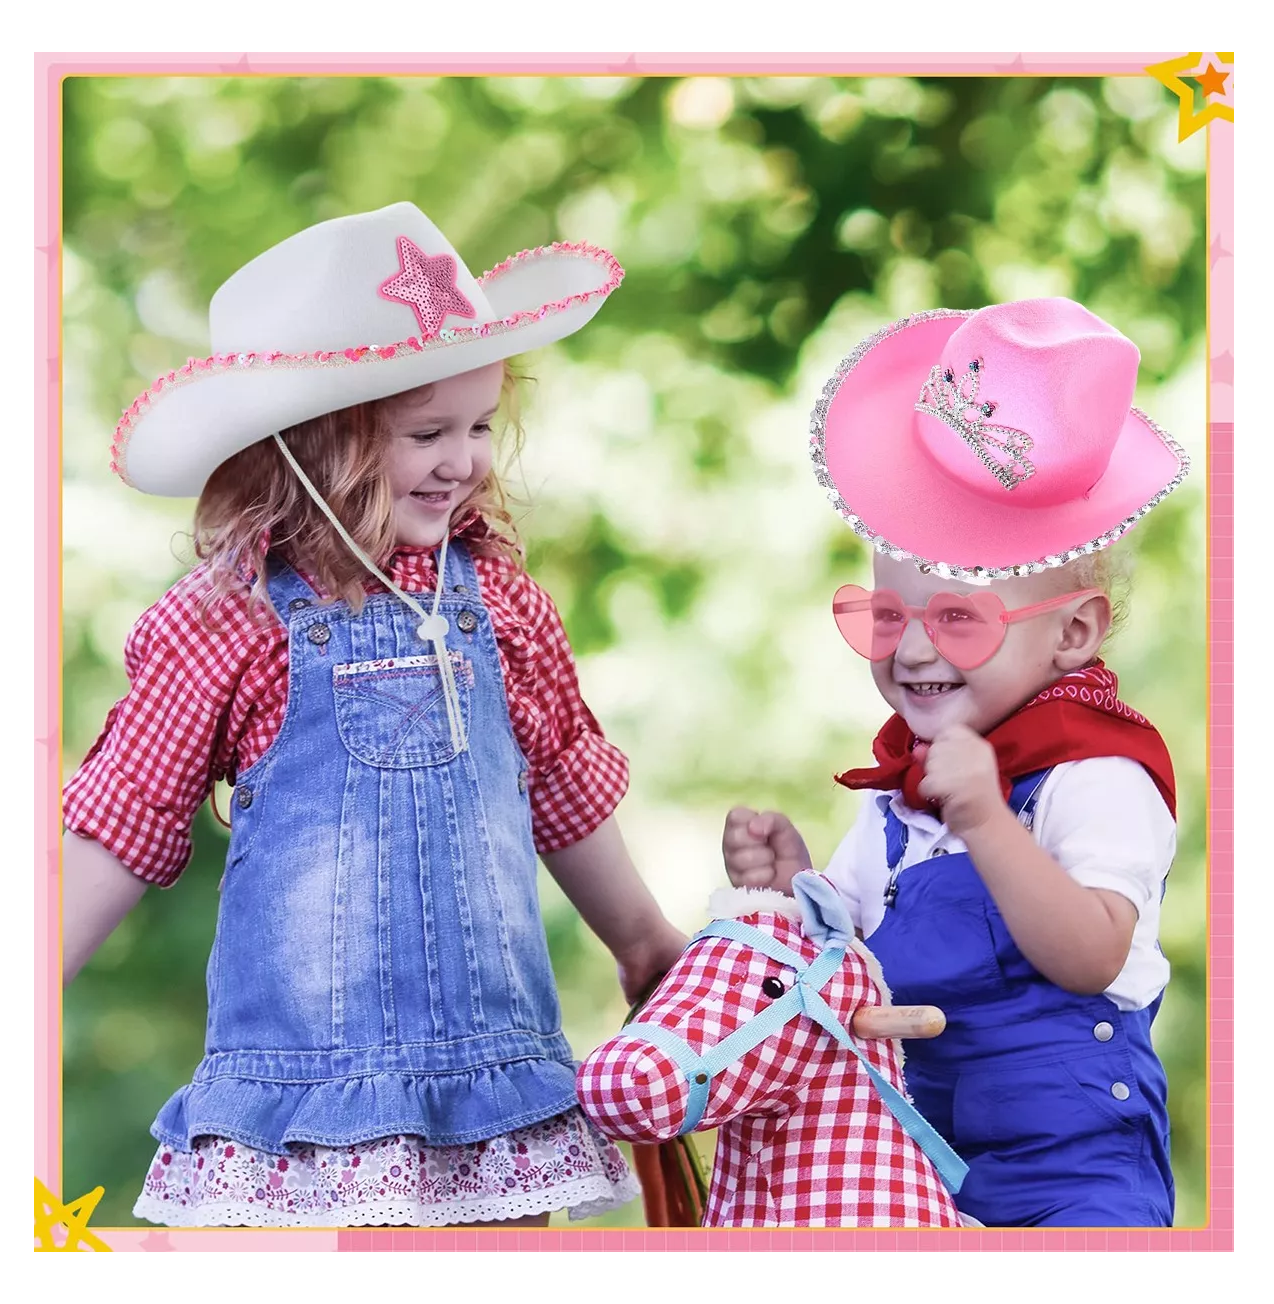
[822,757,1176,1012]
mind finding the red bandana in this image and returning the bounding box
[835,661,1177,820]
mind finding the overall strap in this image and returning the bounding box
[879,794,909,873]
[442,536,479,594]
[1007,767,1052,828]
[263,558,322,611]
[883,767,1054,861]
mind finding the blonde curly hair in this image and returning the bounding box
[1057,543,1134,645]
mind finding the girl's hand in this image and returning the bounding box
[722,807,811,896]
[541,817,689,1007]
[914,724,1007,839]
[615,923,691,1007]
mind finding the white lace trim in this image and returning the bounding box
[132,1110,639,1228]
[133,1171,642,1228]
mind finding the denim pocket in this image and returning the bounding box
[332,653,474,768]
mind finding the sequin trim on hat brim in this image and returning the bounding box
[807,308,1191,585]
[109,241,624,486]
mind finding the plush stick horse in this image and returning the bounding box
[577,872,966,1227]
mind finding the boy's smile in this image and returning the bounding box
[883,635,976,738]
[896,678,967,719]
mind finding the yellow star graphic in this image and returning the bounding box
[34,1178,113,1252]
[1147,52,1235,141]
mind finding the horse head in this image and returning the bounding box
[577,872,964,1227]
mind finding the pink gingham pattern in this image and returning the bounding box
[62,524,628,885]
[578,910,961,1228]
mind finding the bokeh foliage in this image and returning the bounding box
[60,73,1208,1229]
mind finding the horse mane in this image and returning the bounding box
[707,885,804,924]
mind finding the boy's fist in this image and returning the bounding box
[914,724,1005,838]
[722,807,812,896]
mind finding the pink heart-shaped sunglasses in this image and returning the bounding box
[831,585,1105,670]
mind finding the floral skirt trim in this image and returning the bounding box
[133,1107,641,1228]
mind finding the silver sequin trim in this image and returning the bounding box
[807,309,1191,585]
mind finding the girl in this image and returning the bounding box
[62,201,687,1228]
[723,298,1189,1227]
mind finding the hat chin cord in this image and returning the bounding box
[271,433,467,755]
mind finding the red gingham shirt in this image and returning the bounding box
[62,530,629,887]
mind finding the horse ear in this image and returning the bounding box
[792,871,855,947]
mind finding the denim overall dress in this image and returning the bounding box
[866,771,1174,1227]
[151,541,580,1154]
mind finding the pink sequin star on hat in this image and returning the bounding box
[378,237,477,339]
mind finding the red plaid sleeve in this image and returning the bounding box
[61,570,282,887]
[476,559,630,854]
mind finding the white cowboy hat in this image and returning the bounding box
[111,201,625,497]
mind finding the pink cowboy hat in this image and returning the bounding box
[809,299,1190,582]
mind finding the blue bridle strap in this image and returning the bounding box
[794,983,967,1194]
[626,918,968,1194]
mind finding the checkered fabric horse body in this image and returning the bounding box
[577,883,962,1228]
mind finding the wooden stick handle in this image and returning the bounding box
[851,1005,946,1040]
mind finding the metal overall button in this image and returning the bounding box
[288,597,311,611]
[307,623,331,645]
[456,610,478,634]
[1093,1022,1114,1042]
[452,584,470,594]
[236,786,253,810]
[517,770,529,794]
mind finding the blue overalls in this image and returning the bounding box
[150,542,580,1154]
[866,771,1174,1227]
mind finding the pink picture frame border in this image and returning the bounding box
[34,51,1233,1253]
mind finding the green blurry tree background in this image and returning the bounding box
[60,74,1208,1229]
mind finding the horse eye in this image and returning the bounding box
[761,976,786,999]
